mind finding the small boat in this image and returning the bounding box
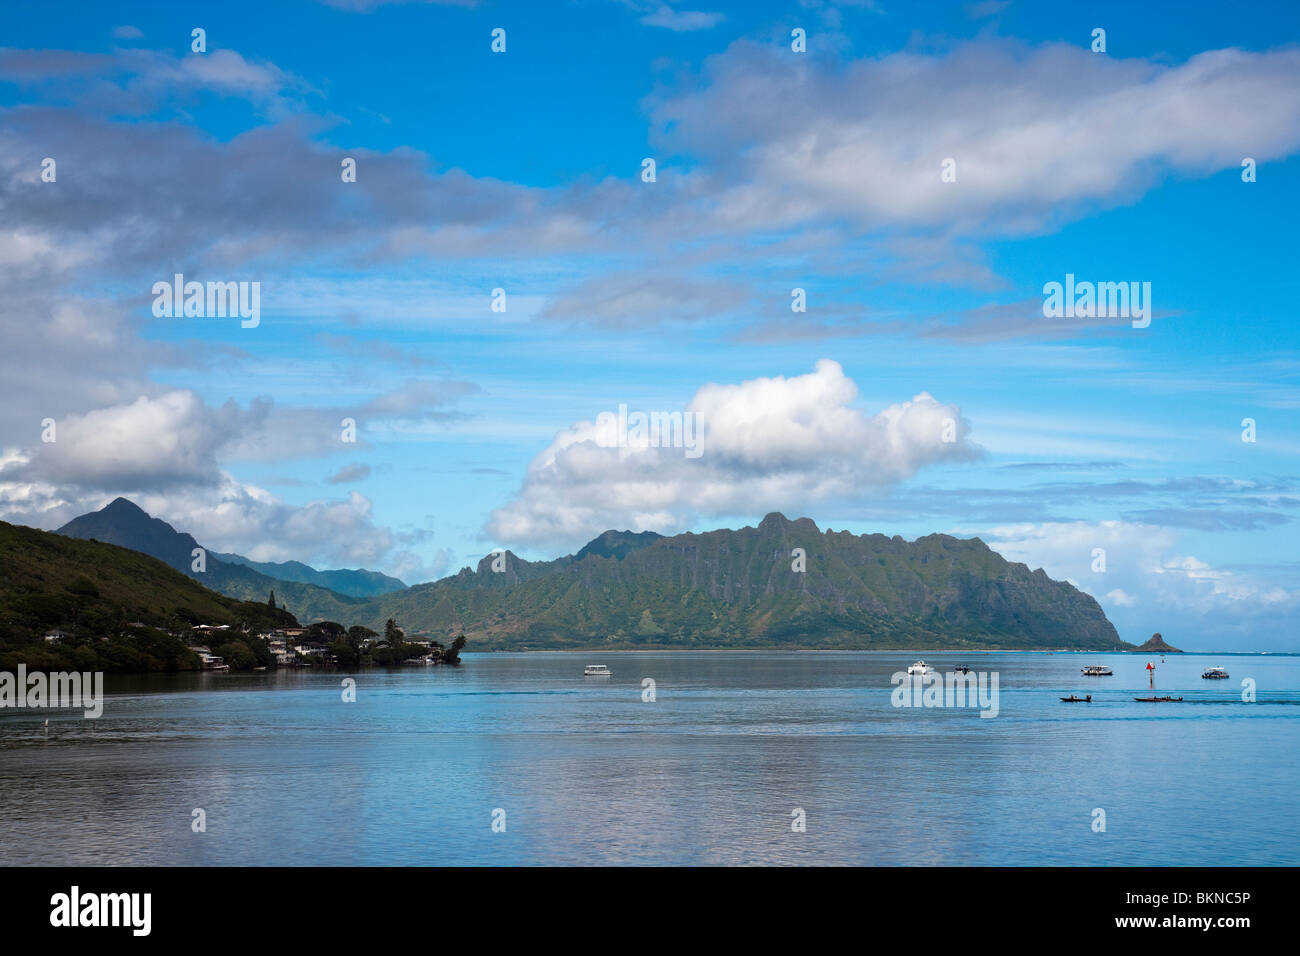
[907,660,933,675]
[1134,696,1184,702]
[583,664,612,677]
[1081,665,1113,676]
[1202,666,1229,679]
[1060,695,1092,703]
[953,664,971,674]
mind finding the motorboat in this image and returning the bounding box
[1134,696,1184,702]
[583,664,612,677]
[953,664,971,674]
[1060,695,1092,703]
[906,660,933,675]
[1202,666,1229,679]
[1080,665,1113,676]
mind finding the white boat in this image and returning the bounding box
[583,664,612,677]
[1202,666,1230,679]
[906,660,932,675]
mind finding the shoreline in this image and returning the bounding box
[466,647,1284,656]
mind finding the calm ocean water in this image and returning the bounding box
[1,651,1296,866]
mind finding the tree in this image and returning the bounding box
[306,621,347,643]
[268,590,276,609]
[443,634,467,666]
[328,636,360,667]
[213,641,258,670]
[384,619,403,645]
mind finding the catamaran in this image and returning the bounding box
[907,660,933,675]
[1081,665,1113,676]
[1201,666,1229,679]
[583,664,612,677]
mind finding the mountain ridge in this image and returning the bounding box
[57,498,365,618]
[209,552,406,597]
[367,511,1128,650]
[51,500,1131,651]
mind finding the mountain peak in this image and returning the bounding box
[574,529,661,562]
[102,496,149,517]
[58,497,196,573]
[757,513,820,534]
[1136,632,1183,653]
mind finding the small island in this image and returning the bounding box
[1133,632,1182,654]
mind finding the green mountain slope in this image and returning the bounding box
[364,513,1127,650]
[0,519,298,670]
[57,498,366,622]
[48,502,1127,651]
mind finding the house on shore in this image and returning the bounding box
[192,647,230,671]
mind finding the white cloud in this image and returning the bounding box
[8,391,236,491]
[1106,588,1137,607]
[975,520,1300,649]
[487,359,978,548]
[143,483,396,567]
[648,40,1300,236]
[0,467,407,572]
[639,6,725,31]
[1,377,474,492]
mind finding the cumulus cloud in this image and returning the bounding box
[487,359,979,548]
[1,379,471,494]
[4,391,241,491]
[0,464,400,569]
[148,484,396,566]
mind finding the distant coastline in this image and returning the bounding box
[475,646,1283,655]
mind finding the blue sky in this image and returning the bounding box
[1,0,1298,649]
